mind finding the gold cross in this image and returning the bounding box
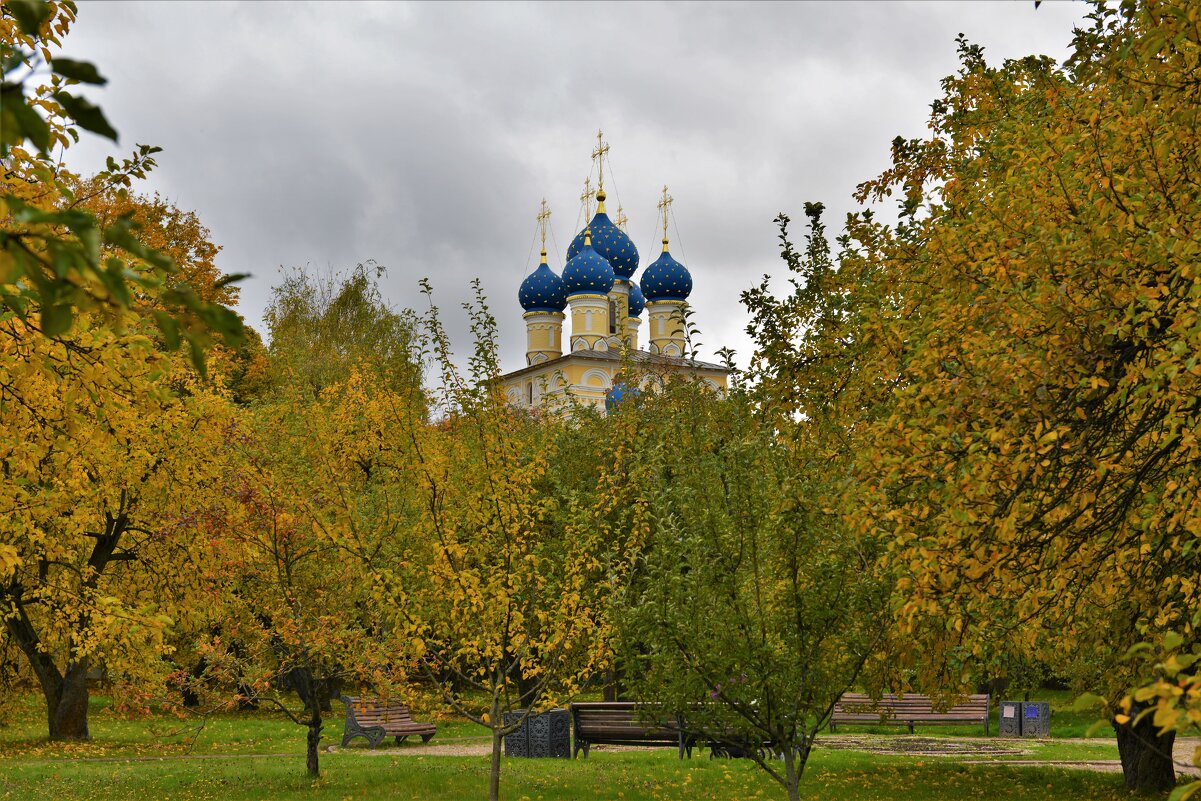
[536,198,551,251]
[615,205,628,231]
[580,176,596,219]
[657,185,673,241]
[591,129,610,192]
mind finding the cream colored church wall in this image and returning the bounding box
[502,357,728,413]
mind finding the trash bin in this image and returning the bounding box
[998,700,1022,737]
[502,708,570,758]
[1021,702,1051,737]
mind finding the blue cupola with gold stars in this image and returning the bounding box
[519,249,567,313]
[503,139,732,411]
[641,239,692,302]
[627,281,645,317]
[567,189,639,279]
[562,228,615,297]
[563,228,614,351]
[521,200,568,366]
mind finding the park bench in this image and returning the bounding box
[569,701,694,758]
[340,696,437,748]
[829,692,990,735]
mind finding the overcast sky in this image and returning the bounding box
[61,1,1088,373]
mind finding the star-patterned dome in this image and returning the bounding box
[605,381,639,414]
[567,191,639,279]
[640,239,692,302]
[627,281,645,317]
[518,250,567,313]
[562,229,615,297]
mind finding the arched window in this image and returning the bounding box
[609,300,617,334]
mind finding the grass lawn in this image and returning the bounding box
[0,694,484,760]
[0,748,1138,801]
[0,692,1156,800]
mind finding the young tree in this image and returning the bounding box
[180,263,423,774]
[205,397,396,777]
[836,2,1201,790]
[360,281,622,801]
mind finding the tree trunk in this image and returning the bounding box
[783,747,801,801]
[306,691,323,777]
[1114,711,1176,792]
[602,665,620,702]
[48,661,91,741]
[4,604,91,741]
[489,695,503,801]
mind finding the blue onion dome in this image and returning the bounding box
[561,228,615,297]
[567,191,639,279]
[640,238,692,302]
[519,249,568,312]
[627,281,645,317]
[605,380,639,414]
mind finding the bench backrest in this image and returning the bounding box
[570,702,681,739]
[834,693,989,720]
[345,696,416,726]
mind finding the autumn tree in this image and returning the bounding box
[202,395,398,777]
[0,313,235,739]
[171,264,423,774]
[828,1,1201,791]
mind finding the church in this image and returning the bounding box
[501,136,730,412]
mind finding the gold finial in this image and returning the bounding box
[657,185,673,248]
[592,129,610,194]
[536,198,552,257]
[584,227,593,247]
[580,176,596,219]
[615,205,628,231]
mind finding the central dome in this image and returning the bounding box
[567,191,639,279]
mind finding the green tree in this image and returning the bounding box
[264,262,420,400]
[615,207,892,801]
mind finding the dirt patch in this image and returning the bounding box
[819,735,1029,757]
[334,736,492,757]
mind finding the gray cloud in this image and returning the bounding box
[63,0,1088,372]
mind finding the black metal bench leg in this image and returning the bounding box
[421,733,434,743]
